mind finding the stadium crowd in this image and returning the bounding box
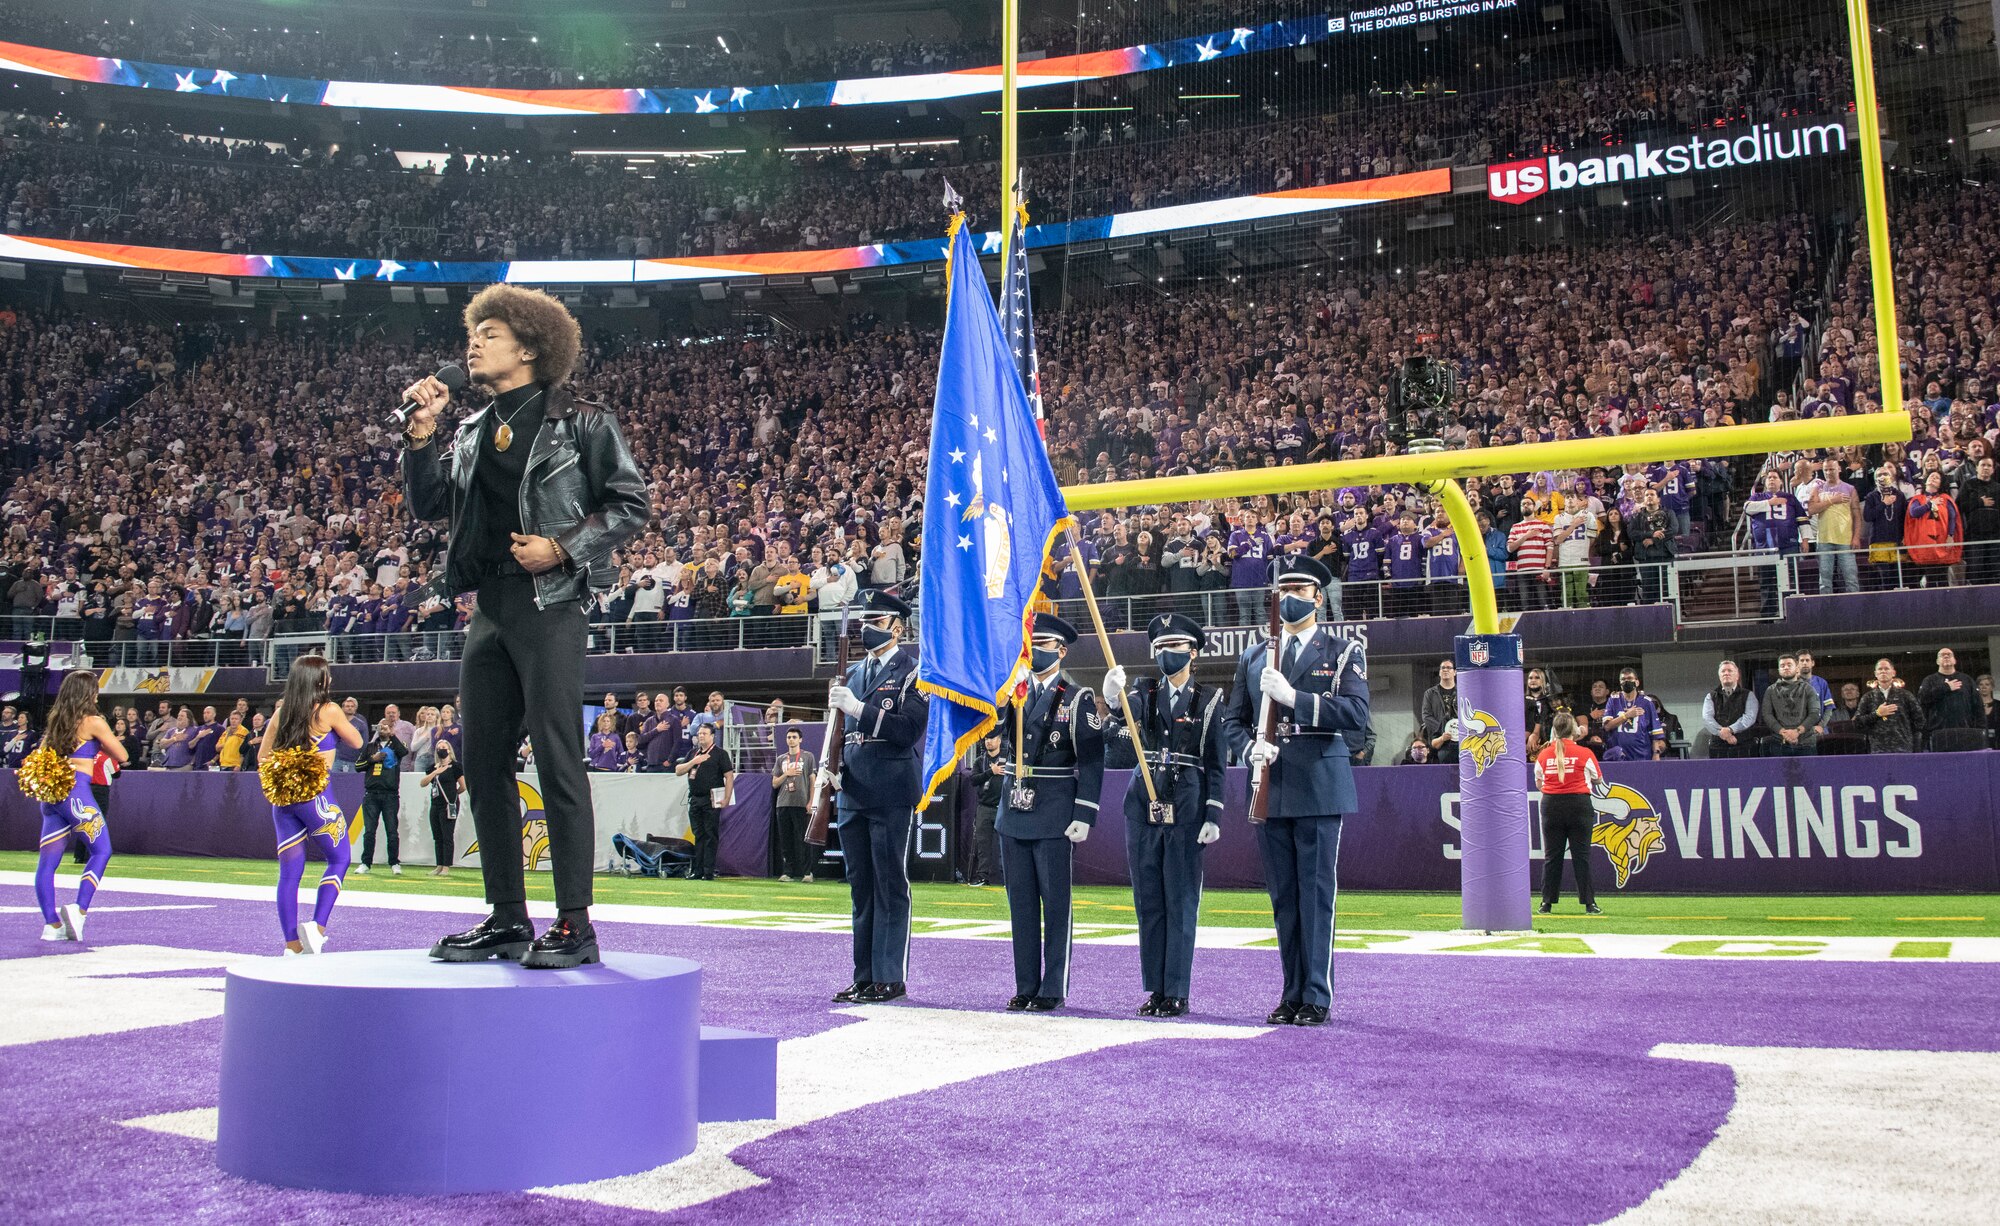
[0,204,1922,667]
[0,46,1851,261]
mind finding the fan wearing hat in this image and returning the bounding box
[823,588,929,1005]
[1101,612,1227,1018]
[995,612,1105,1013]
[1221,552,1372,1027]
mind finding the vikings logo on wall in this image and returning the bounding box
[465,779,553,870]
[1589,782,1666,887]
[1456,706,1508,776]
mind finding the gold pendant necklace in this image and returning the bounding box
[491,389,545,453]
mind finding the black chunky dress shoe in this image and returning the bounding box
[1138,992,1166,1017]
[520,918,600,969]
[1155,997,1189,1018]
[857,981,906,1003]
[429,916,534,962]
[1022,996,1063,1012]
[1007,994,1034,1012]
[834,981,873,1003]
[1291,1004,1329,1027]
[1266,1001,1301,1026]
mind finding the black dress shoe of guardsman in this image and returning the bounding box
[858,981,906,1003]
[1007,994,1034,1012]
[1292,1003,1330,1027]
[1023,996,1063,1012]
[1139,992,1166,1016]
[834,981,873,1003]
[429,915,534,962]
[1156,997,1189,1018]
[520,918,600,969]
[1266,1001,1301,1026]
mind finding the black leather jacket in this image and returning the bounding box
[402,384,649,609]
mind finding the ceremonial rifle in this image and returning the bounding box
[804,605,853,848]
[1246,589,1281,825]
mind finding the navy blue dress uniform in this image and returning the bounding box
[1104,613,1227,1017]
[827,590,929,1004]
[995,614,1105,1011]
[1221,554,1371,1026]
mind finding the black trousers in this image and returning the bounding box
[690,805,719,877]
[429,795,458,866]
[1540,793,1596,906]
[971,804,1001,883]
[361,789,401,866]
[461,574,596,912]
[775,805,809,876]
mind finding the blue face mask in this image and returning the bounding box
[1031,647,1062,673]
[1155,650,1193,677]
[861,622,895,651]
[1279,593,1318,624]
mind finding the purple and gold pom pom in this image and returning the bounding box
[16,747,75,804]
[259,745,329,807]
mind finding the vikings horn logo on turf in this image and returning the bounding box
[1589,782,1665,887]
[465,779,552,869]
[1457,705,1508,776]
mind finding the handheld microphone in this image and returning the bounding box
[393,362,467,425]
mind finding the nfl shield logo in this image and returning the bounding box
[1469,640,1491,667]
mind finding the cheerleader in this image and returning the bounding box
[257,656,364,954]
[26,671,125,942]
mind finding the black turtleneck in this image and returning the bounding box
[473,381,548,574]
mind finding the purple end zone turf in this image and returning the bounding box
[217,950,701,1194]
[698,1026,778,1122]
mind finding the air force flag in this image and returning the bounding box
[917,216,1073,805]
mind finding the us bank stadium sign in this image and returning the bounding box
[1484,117,1851,205]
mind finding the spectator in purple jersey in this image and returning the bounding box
[1744,471,1807,617]
[1383,511,1429,621]
[1227,512,1275,628]
[1422,509,1465,618]
[1340,508,1385,622]
[587,714,627,772]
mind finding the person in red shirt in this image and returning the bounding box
[1533,712,1603,915]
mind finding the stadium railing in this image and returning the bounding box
[16,547,1991,674]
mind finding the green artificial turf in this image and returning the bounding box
[6,851,1994,938]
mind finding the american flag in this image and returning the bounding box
[997,203,1043,428]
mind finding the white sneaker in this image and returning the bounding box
[298,921,326,955]
[41,923,69,942]
[354,864,370,875]
[283,947,301,956]
[60,904,85,943]
[778,874,793,883]
[392,864,402,876]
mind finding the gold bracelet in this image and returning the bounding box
[550,538,569,566]
[403,425,436,449]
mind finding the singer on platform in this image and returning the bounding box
[399,285,648,969]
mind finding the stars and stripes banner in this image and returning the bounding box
[916,216,1074,806]
[0,166,1451,284]
[0,9,1522,117]
[998,204,1043,425]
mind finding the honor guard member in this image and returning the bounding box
[995,613,1105,1013]
[823,589,929,1004]
[1102,613,1227,1018]
[1222,553,1371,1027]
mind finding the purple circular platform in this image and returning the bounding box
[217,950,701,1195]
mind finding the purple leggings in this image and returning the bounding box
[36,777,111,925]
[274,791,352,941]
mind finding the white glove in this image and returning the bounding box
[818,768,841,794]
[1444,719,1462,741]
[1197,821,1220,845]
[1259,665,1297,709]
[1103,665,1128,694]
[828,684,864,719]
[1246,739,1280,768]
[1064,820,1090,843]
